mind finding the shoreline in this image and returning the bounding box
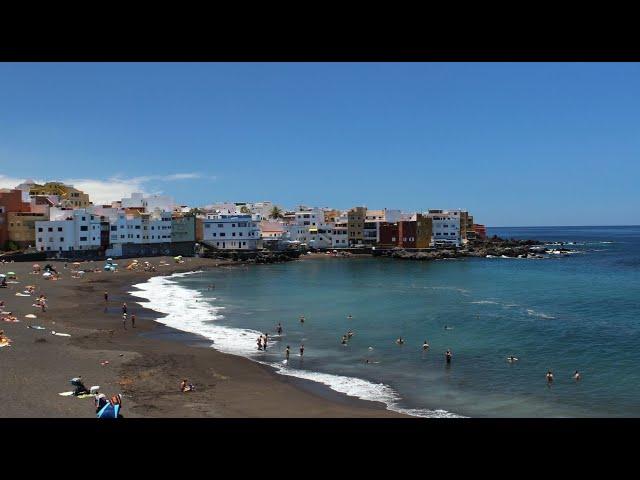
[0,257,405,417]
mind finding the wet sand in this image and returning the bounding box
[0,257,404,417]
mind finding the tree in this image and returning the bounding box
[269,206,283,220]
[240,205,251,214]
[189,208,204,216]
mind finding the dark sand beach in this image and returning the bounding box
[0,257,403,418]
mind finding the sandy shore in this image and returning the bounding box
[0,256,404,418]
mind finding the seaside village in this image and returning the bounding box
[0,180,488,259]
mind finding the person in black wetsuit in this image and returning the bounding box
[445,349,452,364]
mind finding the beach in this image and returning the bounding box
[0,257,403,418]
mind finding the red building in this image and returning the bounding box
[473,224,487,239]
[378,222,399,247]
[0,189,31,248]
[398,221,418,248]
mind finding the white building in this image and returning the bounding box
[427,209,461,246]
[35,208,102,253]
[331,215,348,248]
[201,213,261,250]
[109,211,173,245]
[121,193,175,213]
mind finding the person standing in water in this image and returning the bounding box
[347,314,352,320]
[263,333,268,351]
[257,336,263,351]
[573,370,581,381]
[341,335,348,345]
[276,323,283,335]
[131,314,136,329]
[285,345,290,360]
[299,344,304,357]
[300,316,305,324]
[546,370,554,385]
[445,349,452,364]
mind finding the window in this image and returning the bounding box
[48,227,53,232]
[80,237,87,241]
[80,226,88,231]
[220,233,225,237]
[58,227,63,232]
[82,217,86,221]
[212,233,216,237]
[38,227,43,232]
[232,232,236,237]
[60,237,64,242]
[111,226,117,231]
[205,224,210,229]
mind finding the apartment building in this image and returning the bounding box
[347,206,366,246]
[35,209,102,253]
[201,213,262,250]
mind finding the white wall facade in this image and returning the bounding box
[35,209,101,253]
[202,214,261,250]
[110,212,172,245]
[428,210,461,246]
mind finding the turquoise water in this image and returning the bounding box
[173,226,640,417]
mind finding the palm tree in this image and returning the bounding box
[240,205,251,214]
[269,206,283,220]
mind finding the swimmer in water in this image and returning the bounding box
[347,330,354,339]
[276,322,283,335]
[341,335,348,345]
[422,340,430,350]
[347,314,352,320]
[507,355,518,363]
[300,316,305,324]
[285,345,290,360]
[396,337,404,345]
[573,370,581,381]
[546,370,554,384]
[445,349,452,364]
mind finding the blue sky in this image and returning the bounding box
[0,62,638,226]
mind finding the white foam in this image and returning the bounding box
[129,272,465,418]
[471,300,499,305]
[526,309,556,319]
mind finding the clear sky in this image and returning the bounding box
[0,62,638,226]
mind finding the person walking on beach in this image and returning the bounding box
[445,349,452,364]
[122,313,127,330]
[122,303,127,315]
[299,344,304,357]
[131,314,136,329]
[285,345,290,360]
[104,291,109,304]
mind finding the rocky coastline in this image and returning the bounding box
[375,237,575,261]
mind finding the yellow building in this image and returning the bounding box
[7,212,47,248]
[347,206,366,246]
[29,182,91,208]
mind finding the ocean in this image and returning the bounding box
[130,226,640,417]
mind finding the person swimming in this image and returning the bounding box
[347,330,354,339]
[445,349,452,364]
[422,340,430,350]
[341,335,348,345]
[347,314,353,320]
[444,325,454,330]
[300,316,305,324]
[574,370,581,381]
[396,337,404,345]
[276,322,283,335]
[546,370,554,384]
[507,355,518,362]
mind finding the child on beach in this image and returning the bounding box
[122,313,128,329]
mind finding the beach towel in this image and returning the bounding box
[15,293,31,296]
[25,314,37,319]
[58,392,94,398]
[51,331,71,337]
[2,318,19,323]
[28,325,46,330]
[0,340,11,348]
